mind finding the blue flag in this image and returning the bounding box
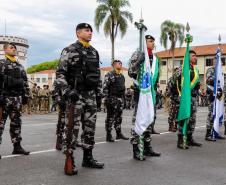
[213,48,224,138]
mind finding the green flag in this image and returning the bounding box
[177,34,192,137]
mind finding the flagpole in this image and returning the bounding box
[134,12,147,160]
[179,22,193,149]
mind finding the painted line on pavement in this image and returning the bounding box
[1,125,205,159]
[158,125,206,135]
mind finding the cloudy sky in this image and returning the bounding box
[1,0,226,67]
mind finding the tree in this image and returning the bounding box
[27,59,59,74]
[160,20,185,74]
[95,0,133,62]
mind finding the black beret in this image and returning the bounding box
[112,59,122,64]
[3,42,17,49]
[145,35,155,41]
[76,23,93,32]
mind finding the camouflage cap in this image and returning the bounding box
[76,23,93,32]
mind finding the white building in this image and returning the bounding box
[0,35,29,68]
[27,70,56,89]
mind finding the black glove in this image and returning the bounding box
[0,95,5,106]
[22,95,29,105]
[67,89,79,103]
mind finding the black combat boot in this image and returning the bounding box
[106,132,115,142]
[116,131,129,140]
[224,121,226,135]
[82,149,104,169]
[217,135,225,140]
[151,124,160,134]
[143,142,161,157]
[132,144,145,161]
[177,135,189,149]
[56,136,63,151]
[205,129,216,142]
[12,142,30,155]
[169,124,177,132]
[187,134,202,147]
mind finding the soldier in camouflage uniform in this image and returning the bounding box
[206,64,225,141]
[56,23,104,175]
[172,50,202,149]
[0,43,30,159]
[128,35,161,160]
[25,88,33,114]
[45,85,51,113]
[205,67,216,141]
[31,83,38,112]
[167,75,179,132]
[103,60,128,142]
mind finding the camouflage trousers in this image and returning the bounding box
[130,103,155,147]
[41,97,49,112]
[56,103,66,139]
[206,101,214,130]
[0,96,23,144]
[105,96,124,133]
[31,96,38,112]
[168,97,179,128]
[63,90,97,151]
[178,97,197,136]
[23,98,32,114]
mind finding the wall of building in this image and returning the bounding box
[27,71,56,89]
[158,55,226,92]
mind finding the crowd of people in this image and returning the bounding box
[23,84,52,114]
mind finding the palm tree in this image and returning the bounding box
[95,0,133,62]
[160,20,185,74]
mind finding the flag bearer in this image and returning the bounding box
[128,35,161,160]
[173,49,202,149]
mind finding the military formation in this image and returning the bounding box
[0,22,226,177]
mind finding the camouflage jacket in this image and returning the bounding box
[172,65,200,98]
[103,70,125,98]
[55,41,102,96]
[0,58,29,97]
[206,67,215,96]
[128,50,159,90]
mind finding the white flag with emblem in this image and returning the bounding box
[134,37,155,136]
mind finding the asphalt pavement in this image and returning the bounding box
[0,107,226,185]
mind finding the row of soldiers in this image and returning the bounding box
[166,65,226,139]
[54,29,163,174]
[0,22,225,177]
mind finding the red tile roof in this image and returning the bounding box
[100,66,128,71]
[156,43,226,59]
[33,69,56,74]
